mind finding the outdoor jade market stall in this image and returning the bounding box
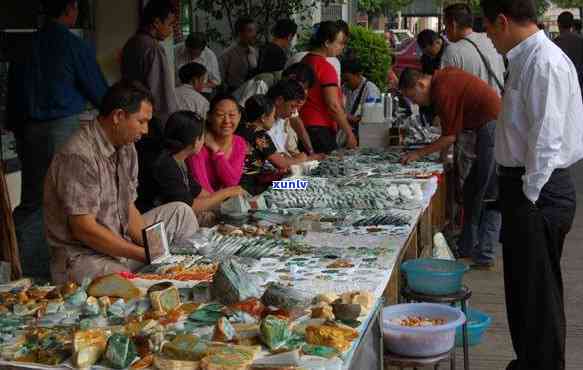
[0,149,447,370]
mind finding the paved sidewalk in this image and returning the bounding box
[457,161,583,369]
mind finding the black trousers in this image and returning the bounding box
[306,126,338,154]
[499,168,576,370]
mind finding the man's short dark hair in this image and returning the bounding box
[164,111,205,154]
[179,62,207,84]
[244,95,275,123]
[272,19,298,39]
[141,0,174,28]
[444,3,474,29]
[574,19,582,32]
[282,63,316,88]
[417,29,440,49]
[185,32,207,51]
[398,68,424,90]
[480,0,537,24]
[342,60,364,75]
[558,11,575,30]
[100,80,154,116]
[42,0,76,19]
[267,80,306,102]
[236,17,255,34]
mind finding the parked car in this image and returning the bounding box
[387,29,414,48]
[391,38,422,77]
[371,29,414,49]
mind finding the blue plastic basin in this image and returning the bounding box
[401,258,469,295]
[455,308,492,346]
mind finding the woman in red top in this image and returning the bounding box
[300,21,357,154]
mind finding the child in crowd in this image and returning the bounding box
[176,62,210,118]
[341,60,381,137]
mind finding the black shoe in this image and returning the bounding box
[470,262,496,271]
[453,249,471,259]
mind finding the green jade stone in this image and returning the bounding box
[103,333,137,369]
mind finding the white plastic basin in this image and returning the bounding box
[382,303,466,357]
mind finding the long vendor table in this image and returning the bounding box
[0,151,446,370]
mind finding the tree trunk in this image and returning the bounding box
[263,0,272,44]
[219,0,235,37]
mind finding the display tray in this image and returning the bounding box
[0,150,443,370]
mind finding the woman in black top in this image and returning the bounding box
[417,29,447,75]
[149,111,244,226]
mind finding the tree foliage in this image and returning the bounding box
[358,0,385,15]
[552,0,583,7]
[439,0,550,17]
[345,25,392,91]
[195,0,328,45]
[535,0,552,18]
[358,0,414,16]
[384,0,415,15]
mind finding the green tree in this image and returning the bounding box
[358,0,385,15]
[195,0,329,45]
[439,0,550,17]
[345,25,392,90]
[385,0,415,15]
[552,0,583,7]
[358,0,414,17]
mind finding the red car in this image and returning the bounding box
[391,38,422,77]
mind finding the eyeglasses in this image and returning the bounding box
[212,111,240,120]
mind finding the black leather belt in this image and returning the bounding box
[497,166,525,177]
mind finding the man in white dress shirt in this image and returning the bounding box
[175,32,221,98]
[481,1,583,369]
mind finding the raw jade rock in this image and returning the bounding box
[211,259,261,305]
[103,333,138,369]
[188,303,224,327]
[261,283,311,310]
[260,315,291,351]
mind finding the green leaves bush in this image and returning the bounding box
[345,26,392,91]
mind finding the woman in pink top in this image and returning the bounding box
[187,94,247,193]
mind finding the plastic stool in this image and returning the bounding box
[401,286,472,370]
[385,350,454,370]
